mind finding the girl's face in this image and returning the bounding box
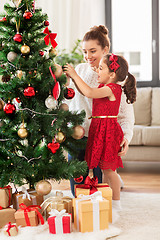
[97,58,112,84]
[82,40,109,68]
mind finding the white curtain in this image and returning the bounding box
[1,0,105,51]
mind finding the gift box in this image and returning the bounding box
[47,209,72,234]
[75,176,112,222]
[15,203,44,227]
[3,222,18,236]
[56,191,72,214]
[0,185,12,208]
[41,196,68,220]
[73,191,109,233]
[12,187,44,210]
[0,208,16,228]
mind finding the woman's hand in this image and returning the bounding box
[63,64,77,79]
[118,137,129,156]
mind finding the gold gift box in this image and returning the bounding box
[15,208,39,227]
[75,183,112,222]
[0,186,12,208]
[4,223,18,236]
[0,208,16,228]
[12,189,44,210]
[72,196,109,233]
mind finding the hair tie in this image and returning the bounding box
[109,54,120,72]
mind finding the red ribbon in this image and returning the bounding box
[6,222,18,236]
[49,66,60,100]
[19,203,44,226]
[75,176,109,197]
[43,27,58,48]
[0,185,11,206]
[109,54,120,72]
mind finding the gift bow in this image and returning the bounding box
[21,186,31,200]
[43,27,58,48]
[19,203,44,226]
[6,222,18,236]
[48,208,66,218]
[77,190,103,202]
[0,185,11,205]
[49,66,60,100]
[84,176,98,194]
[109,53,120,72]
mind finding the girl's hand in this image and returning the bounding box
[63,64,77,79]
[118,137,129,156]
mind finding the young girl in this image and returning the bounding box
[64,53,136,209]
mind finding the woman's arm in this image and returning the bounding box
[64,64,113,99]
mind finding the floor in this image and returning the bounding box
[51,171,160,194]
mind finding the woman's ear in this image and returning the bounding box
[103,46,109,55]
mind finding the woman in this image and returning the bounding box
[67,25,134,196]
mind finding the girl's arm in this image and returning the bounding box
[64,64,113,99]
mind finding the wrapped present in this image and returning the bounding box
[3,222,18,236]
[0,208,16,228]
[12,186,44,210]
[41,196,68,220]
[55,191,72,214]
[72,191,109,233]
[14,203,44,227]
[48,209,72,234]
[0,185,12,208]
[75,176,112,222]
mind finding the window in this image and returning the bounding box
[105,0,160,87]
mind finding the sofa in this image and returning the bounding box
[122,87,160,164]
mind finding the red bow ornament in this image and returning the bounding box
[47,140,60,154]
[43,27,58,48]
[109,54,120,72]
[49,67,60,100]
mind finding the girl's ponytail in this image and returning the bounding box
[123,72,136,104]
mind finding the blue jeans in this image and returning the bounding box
[68,137,102,197]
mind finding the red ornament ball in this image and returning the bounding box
[23,10,33,20]
[13,33,22,43]
[74,176,83,183]
[0,17,7,22]
[4,103,16,115]
[47,141,60,154]
[64,88,75,99]
[39,50,44,56]
[44,20,49,26]
[24,86,35,98]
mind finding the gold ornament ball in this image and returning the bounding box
[55,131,66,143]
[54,64,63,78]
[35,180,52,196]
[18,126,28,139]
[17,70,23,79]
[49,47,57,57]
[21,44,30,55]
[59,103,69,111]
[72,125,85,140]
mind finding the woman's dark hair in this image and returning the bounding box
[103,54,137,104]
[83,25,110,50]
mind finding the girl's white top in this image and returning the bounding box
[66,63,134,143]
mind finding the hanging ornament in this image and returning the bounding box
[21,44,30,55]
[15,97,21,103]
[0,99,4,110]
[49,47,57,58]
[43,27,58,48]
[45,94,57,109]
[23,10,33,20]
[74,175,84,183]
[47,140,60,154]
[59,103,69,111]
[0,17,7,22]
[13,19,22,43]
[64,76,70,87]
[35,180,52,196]
[2,75,11,83]
[54,64,63,78]
[3,102,16,115]
[64,87,75,99]
[72,125,85,140]
[24,86,35,98]
[18,122,28,139]
[39,50,44,56]
[44,20,49,26]
[7,52,18,62]
[55,131,66,143]
[12,0,22,8]
[49,67,60,100]
[16,70,23,79]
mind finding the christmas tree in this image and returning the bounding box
[0,0,87,189]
